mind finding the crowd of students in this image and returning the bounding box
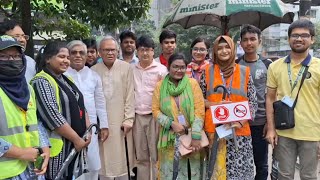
[0,18,319,180]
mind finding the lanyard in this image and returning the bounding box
[174,96,180,112]
[287,64,305,93]
[219,70,234,98]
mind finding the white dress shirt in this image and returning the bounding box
[25,55,36,83]
[65,66,108,171]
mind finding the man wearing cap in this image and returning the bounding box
[0,19,36,82]
[0,35,50,179]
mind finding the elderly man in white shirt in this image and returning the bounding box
[65,40,109,180]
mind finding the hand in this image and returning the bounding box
[73,137,90,152]
[188,139,202,152]
[171,122,185,134]
[34,149,49,175]
[262,124,268,137]
[121,124,132,135]
[224,122,242,130]
[265,127,278,149]
[99,128,109,142]
[19,147,38,162]
[205,100,232,108]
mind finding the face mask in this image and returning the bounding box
[0,60,24,76]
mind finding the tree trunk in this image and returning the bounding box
[19,0,34,58]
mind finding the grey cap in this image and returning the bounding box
[0,35,24,51]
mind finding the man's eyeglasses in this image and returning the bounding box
[100,49,117,54]
[137,48,153,53]
[70,50,86,56]
[0,53,23,61]
[11,34,30,41]
[290,33,311,39]
[191,47,208,53]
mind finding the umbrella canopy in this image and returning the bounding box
[163,0,294,33]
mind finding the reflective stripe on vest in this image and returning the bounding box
[204,64,251,136]
[0,85,39,179]
[32,71,63,157]
[206,65,247,98]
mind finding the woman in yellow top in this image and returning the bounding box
[152,53,205,179]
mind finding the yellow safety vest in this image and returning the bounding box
[32,71,63,157]
[0,85,40,179]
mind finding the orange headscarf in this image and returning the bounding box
[212,35,236,78]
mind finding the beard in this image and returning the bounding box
[290,44,309,54]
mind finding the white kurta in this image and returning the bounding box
[91,60,135,177]
[25,55,36,83]
[65,66,109,171]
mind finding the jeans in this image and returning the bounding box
[250,125,269,180]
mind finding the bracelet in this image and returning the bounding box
[238,121,243,127]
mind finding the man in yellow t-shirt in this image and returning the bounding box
[266,19,320,180]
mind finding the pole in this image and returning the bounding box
[299,0,312,19]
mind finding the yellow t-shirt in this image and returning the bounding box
[267,56,320,141]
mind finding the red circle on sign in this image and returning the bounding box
[233,104,247,118]
[214,106,229,121]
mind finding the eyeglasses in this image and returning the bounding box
[70,50,86,56]
[192,47,208,53]
[0,53,22,61]
[171,65,186,71]
[137,48,153,53]
[290,33,311,39]
[11,34,30,41]
[100,49,117,54]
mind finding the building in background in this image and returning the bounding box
[149,0,173,28]
[262,4,320,57]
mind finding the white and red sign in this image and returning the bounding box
[213,106,229,122]
[210,101,252,124]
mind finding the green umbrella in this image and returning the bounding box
[163,0,294,34]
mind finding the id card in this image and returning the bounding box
[178,113,186,125]
[281,95,294,107]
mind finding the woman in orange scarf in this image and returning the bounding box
[200,36,257,179]
[186,37,211,83]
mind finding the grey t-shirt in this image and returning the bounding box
[238,56,271,126]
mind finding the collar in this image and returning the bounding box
[284,54,311,66]
[242,54,260,63]
[136,59,158,69]
[120,54,139,64]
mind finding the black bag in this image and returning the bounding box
[273,101,295,130]
[273,66,309,130]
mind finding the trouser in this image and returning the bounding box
[274,136,319,180]
[132,113,159,180]
[99,174,129,180]
[88,170,99,180]
[250,125,268,180]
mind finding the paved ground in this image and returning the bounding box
[266,145,320,180]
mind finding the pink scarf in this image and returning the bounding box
[186,59,210,82]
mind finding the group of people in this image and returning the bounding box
[0,17,319,180]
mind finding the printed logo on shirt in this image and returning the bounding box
[255,69,265,80]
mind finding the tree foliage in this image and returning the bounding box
[0,0,151,56]
[313,22,320,51]
[63,0,151,30]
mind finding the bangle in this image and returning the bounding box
[238,121,243,127]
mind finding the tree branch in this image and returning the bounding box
[0,6,12,17]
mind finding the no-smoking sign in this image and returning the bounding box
[210,101,252,124]
[233,104,247,118]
